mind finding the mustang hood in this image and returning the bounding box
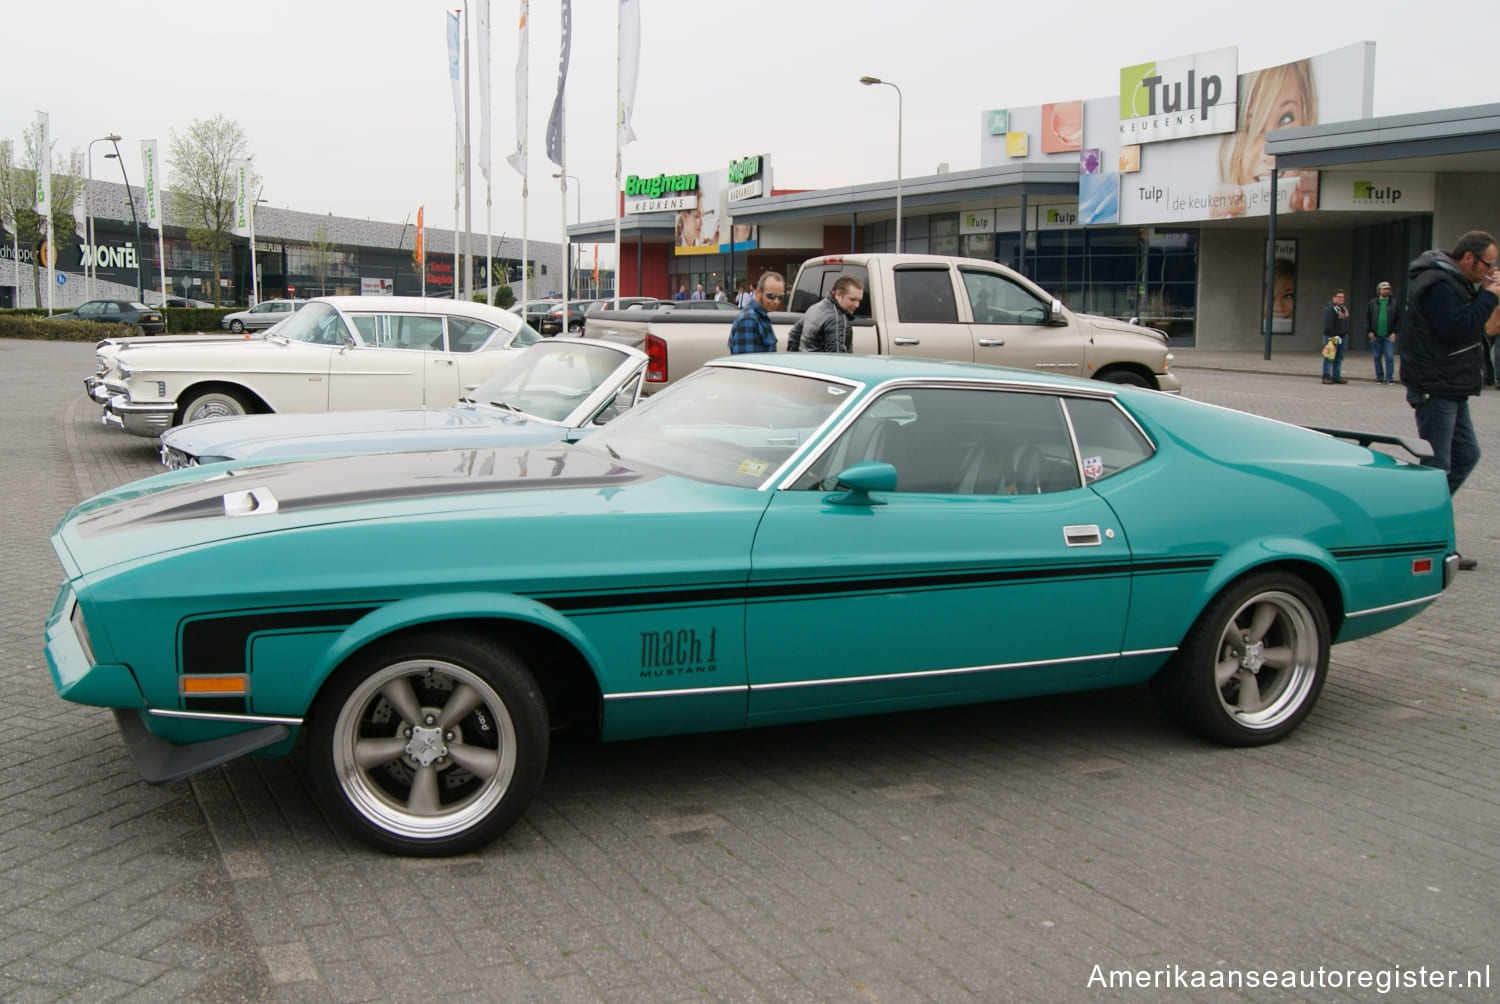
[68,444,647,544]
[164,406,564,462]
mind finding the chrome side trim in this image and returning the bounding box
[603,684,748,702]
[148,708,304,726]
[1346,593,1443,618]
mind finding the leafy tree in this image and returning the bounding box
[168,115,251,307]
[0,126,82,306]
[309,223,334,296]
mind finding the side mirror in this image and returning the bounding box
[1048,299,1067,325]
[825,461,897,505]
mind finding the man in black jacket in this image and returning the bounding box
[1321,289,1350,384]
[787,274,864,352]
[1363,281,1404,385]
[1401,230,1500,569]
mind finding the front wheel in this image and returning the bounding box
[178,388,251,424]
[1151,571,1329,746]
[1099,368,1151,388]
[229,319,245,333]
[307,631,549,856]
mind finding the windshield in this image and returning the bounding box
[468,341,634,423]
[276,302,351,345]
[579,366,855,487]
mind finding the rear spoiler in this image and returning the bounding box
[1306,426,1433,461]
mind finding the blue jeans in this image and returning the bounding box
[1370,336,1395,382]
[1408,391,1480,494]
[1321,337,1345,379]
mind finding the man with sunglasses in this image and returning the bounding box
[1401,230,1500,569]
[727,271,785,354]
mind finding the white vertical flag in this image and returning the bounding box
[544,0,571,168]
[447,10,464,178]
[477,0,492,184]
[141,140,162,227]
[232,160,250,236]
[617,0,640,147]
[506,1,529,177]
[35,111,50,214]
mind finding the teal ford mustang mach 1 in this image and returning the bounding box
[46,355,1458,855]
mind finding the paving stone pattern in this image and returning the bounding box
[1,339,1496,1001]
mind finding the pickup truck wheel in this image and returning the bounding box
[308,631,549,856]
[229,319,245,333]
[568,320,583,334]
[1099,369,1151,388]
[1151,571,1328,746]
[179,389,251,424]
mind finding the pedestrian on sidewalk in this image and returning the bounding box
[1400,230,1500,570]
[1364,281,1403,385]
[1321,289,1349,384]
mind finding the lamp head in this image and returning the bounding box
[104,133,122,142]
[859,76,882,86]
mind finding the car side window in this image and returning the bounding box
[78,302,101,318]
[101,302,120,316]
[893,268,959,324]
[1062,396,1154,483]
[792,387,1080,495]
[961,269,1051,326]
[448,318,497,353]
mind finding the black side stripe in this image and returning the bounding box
[181,607,379,676]
[1329,542,1448,559]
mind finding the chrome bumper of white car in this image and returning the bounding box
[104,394,177,438]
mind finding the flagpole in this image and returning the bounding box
[479,0,493,304]
[615,0,639,308]
[462,3,473,301]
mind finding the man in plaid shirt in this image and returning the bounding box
[727,272,785,354]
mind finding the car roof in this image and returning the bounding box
[308,295,523,330]
[706,352,1123,394]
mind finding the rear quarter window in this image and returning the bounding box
[789,264,871,316]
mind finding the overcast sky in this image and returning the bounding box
[7,0,1497,263]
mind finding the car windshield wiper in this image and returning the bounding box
[488,400,523,413]
[604,443,620,459]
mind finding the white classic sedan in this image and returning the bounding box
[101,296,543,437]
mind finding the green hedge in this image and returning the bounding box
[0,307,237,339]
[0,314,134,341]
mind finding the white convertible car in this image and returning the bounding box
[100,296,543,438]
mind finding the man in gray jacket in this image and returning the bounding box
[788,274,864,352]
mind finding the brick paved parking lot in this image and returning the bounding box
[2,338,1496,1001]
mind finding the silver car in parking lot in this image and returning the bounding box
[220,298,307,333]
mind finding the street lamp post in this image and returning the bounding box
[85,133,122,300]
[859,76,903,252]
[552,172,581,297]
[104,141,144,301]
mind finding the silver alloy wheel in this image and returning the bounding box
[1211,589,1319,731]
[229,319,245,333]
[180,391,248,423]
[329,657,519,842]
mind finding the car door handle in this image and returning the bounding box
[1063,524,1103,547]
[893,337,920,346]
[977,338,1006,347]
[434,358,454,365]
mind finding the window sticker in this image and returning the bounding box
[1083,456,1105,481]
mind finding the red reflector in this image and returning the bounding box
[1413,558,1433,574]
[824,255,843,264]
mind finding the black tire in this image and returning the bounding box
[567,320,583,334]
[307,630,549,856]
[229,319,245,333]
[178,388,252,424]
[1151,571,1329,746]
[1100,368,1151,388]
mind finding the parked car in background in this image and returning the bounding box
[100,295,543,437]
[50,300,165,335]
[510,298,558,330]
[220,298,307,333]
[540,299,600,336]
[158,339,647,468]
[46,354,1456,855]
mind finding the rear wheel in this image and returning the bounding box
[1151,571,1329,746]
[178,388,252,424]
[307,631,548,856]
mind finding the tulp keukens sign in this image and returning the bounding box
[1120,47,1238,144]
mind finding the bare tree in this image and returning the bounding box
[309,222,334,296]
[168,115,251,306]
[0,127,82,306]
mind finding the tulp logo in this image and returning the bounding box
[1118,47,1238,144]
[1353,181,1402,204]
[1047,208,1078,225]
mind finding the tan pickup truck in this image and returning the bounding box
[585,253,1180,393]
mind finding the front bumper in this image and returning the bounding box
[103,393,178,437]
[84,374,111,402]
[1157,370,1183,394]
